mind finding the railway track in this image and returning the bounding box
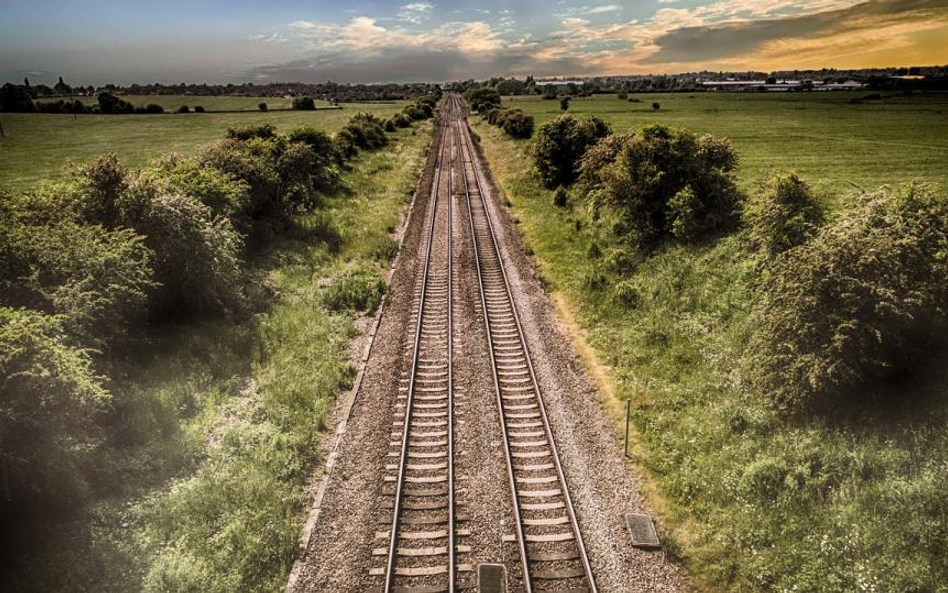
[371,94,596,593]
[453,103,597,593]
[371,98,467,593]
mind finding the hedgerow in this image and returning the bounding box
[0,105,420,585]
[750,183,948,414]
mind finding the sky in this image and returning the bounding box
[1,0,947,84]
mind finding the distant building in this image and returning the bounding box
[701,79,865,92]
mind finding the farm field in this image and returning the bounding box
[33,93,335,111]
[500,92,948,196]
[472,92,948,592]
[0,97,409,190]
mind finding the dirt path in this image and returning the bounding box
[290,96,686,593]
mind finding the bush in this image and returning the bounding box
[745,173,824,258]
[617,92,628,100]
[177,105,190,114]
[499,109,534,139]
[749,183,948,414]
[72,155,247,315]
[384,118,396,132]
[464,88,501,113]
[145,156,251,223]
[226,124,276,141]
[321,263,387,312]
[285,127,343,189]
[276,142,321,212]
[0,213,154,348]
[577,131,636,188]
[393,113,412,128]
[143,104,164,114]
[97,92,135,114]
[334,129,359,160]
[194,106,205,113]
[0,307,110,512]
[560,96,571,111]
[120,181,246,316]
[336,113,388,158]
[652,102,661,111]
[199,139,281,220]
[258,102,268,112]
[531,114,611,188]
[580,124,742,248]
[402,104,427,121]
[291,96,315,110]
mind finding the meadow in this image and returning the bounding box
[475,91,948,592]
[501,92,948,196]
[0,97,408,190]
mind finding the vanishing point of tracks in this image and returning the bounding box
[371,94,597,593]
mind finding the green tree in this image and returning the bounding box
[463,87,501,113]
[291,96,315,110]
[745,173,824,259]
[580,124,741,248]
[531,114,611,188]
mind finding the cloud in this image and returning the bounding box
[230,0,948,83]
[555,4,623,17]
[398,2,433,24]
[589,5,622,14]
[642,0,948,63]
[241,48,585,83]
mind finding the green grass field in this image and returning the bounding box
[0,97,409,190]
[474,93,948,592]
[34,94,335,112]
[501,92,948,195]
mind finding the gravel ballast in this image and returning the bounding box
[292,104,687,592]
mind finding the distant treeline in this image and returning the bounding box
[446,65,948,96]
[1,75,439,103]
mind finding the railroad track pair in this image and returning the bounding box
[372,95,596,593]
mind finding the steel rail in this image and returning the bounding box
[454,100,598,593]
[446,94,456,593]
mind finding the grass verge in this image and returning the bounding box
[474,119,948,592]
[0,122,431,592]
